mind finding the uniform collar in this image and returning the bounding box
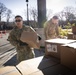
[14,25,25,29]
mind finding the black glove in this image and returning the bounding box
[19,40,28,46]
[38,35,42,40]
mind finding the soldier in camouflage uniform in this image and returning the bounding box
[44,16,60,40]
[8,15,36,63]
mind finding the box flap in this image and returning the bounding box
[16,56,43,75]
[45,39,76,44]
[0,66,21,75]
[62,42,76,49]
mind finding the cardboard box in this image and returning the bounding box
[60,43,76,71]
[72,26,76,34]
[68,33,76,40]
[30,70,44,75]
[16,56,43,75]
[20,30,40,49]
[0,66,21,75]
[45,39,76,59]
[16,56,58,75]
[67,33,73,39]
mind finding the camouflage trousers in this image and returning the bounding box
[16,45,35,63]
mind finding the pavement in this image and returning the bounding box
[0,32,76,75]
[0,32,45,67]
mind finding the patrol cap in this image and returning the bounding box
[52,16,58,19]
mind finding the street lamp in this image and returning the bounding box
[26,0,29,25]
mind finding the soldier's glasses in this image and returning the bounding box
[15,20,22,22]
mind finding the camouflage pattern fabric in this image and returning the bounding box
[44,20,59,40]
[8,25,35,63]
[17,46,35,63]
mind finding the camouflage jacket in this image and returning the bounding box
[44,20,59,39]
[8,25,36,48]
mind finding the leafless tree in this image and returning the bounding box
[56,11,65,20]
[29,7,38,27]
[0,2,7,21]
[30,7,38,21]
[46,9,53,20]
[63,6,76,21]
[6,9,12,23]
[56,6,76,21]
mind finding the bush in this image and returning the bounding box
[59,27,71,37]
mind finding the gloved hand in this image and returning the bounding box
[38,35,42,40]
[19,40,28,46]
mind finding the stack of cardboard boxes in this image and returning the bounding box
[45,38,76,71]
[68,26,76,40]
[67,33,76,40]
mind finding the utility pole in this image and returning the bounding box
[37,0,46,28]
[26,0,29,25]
